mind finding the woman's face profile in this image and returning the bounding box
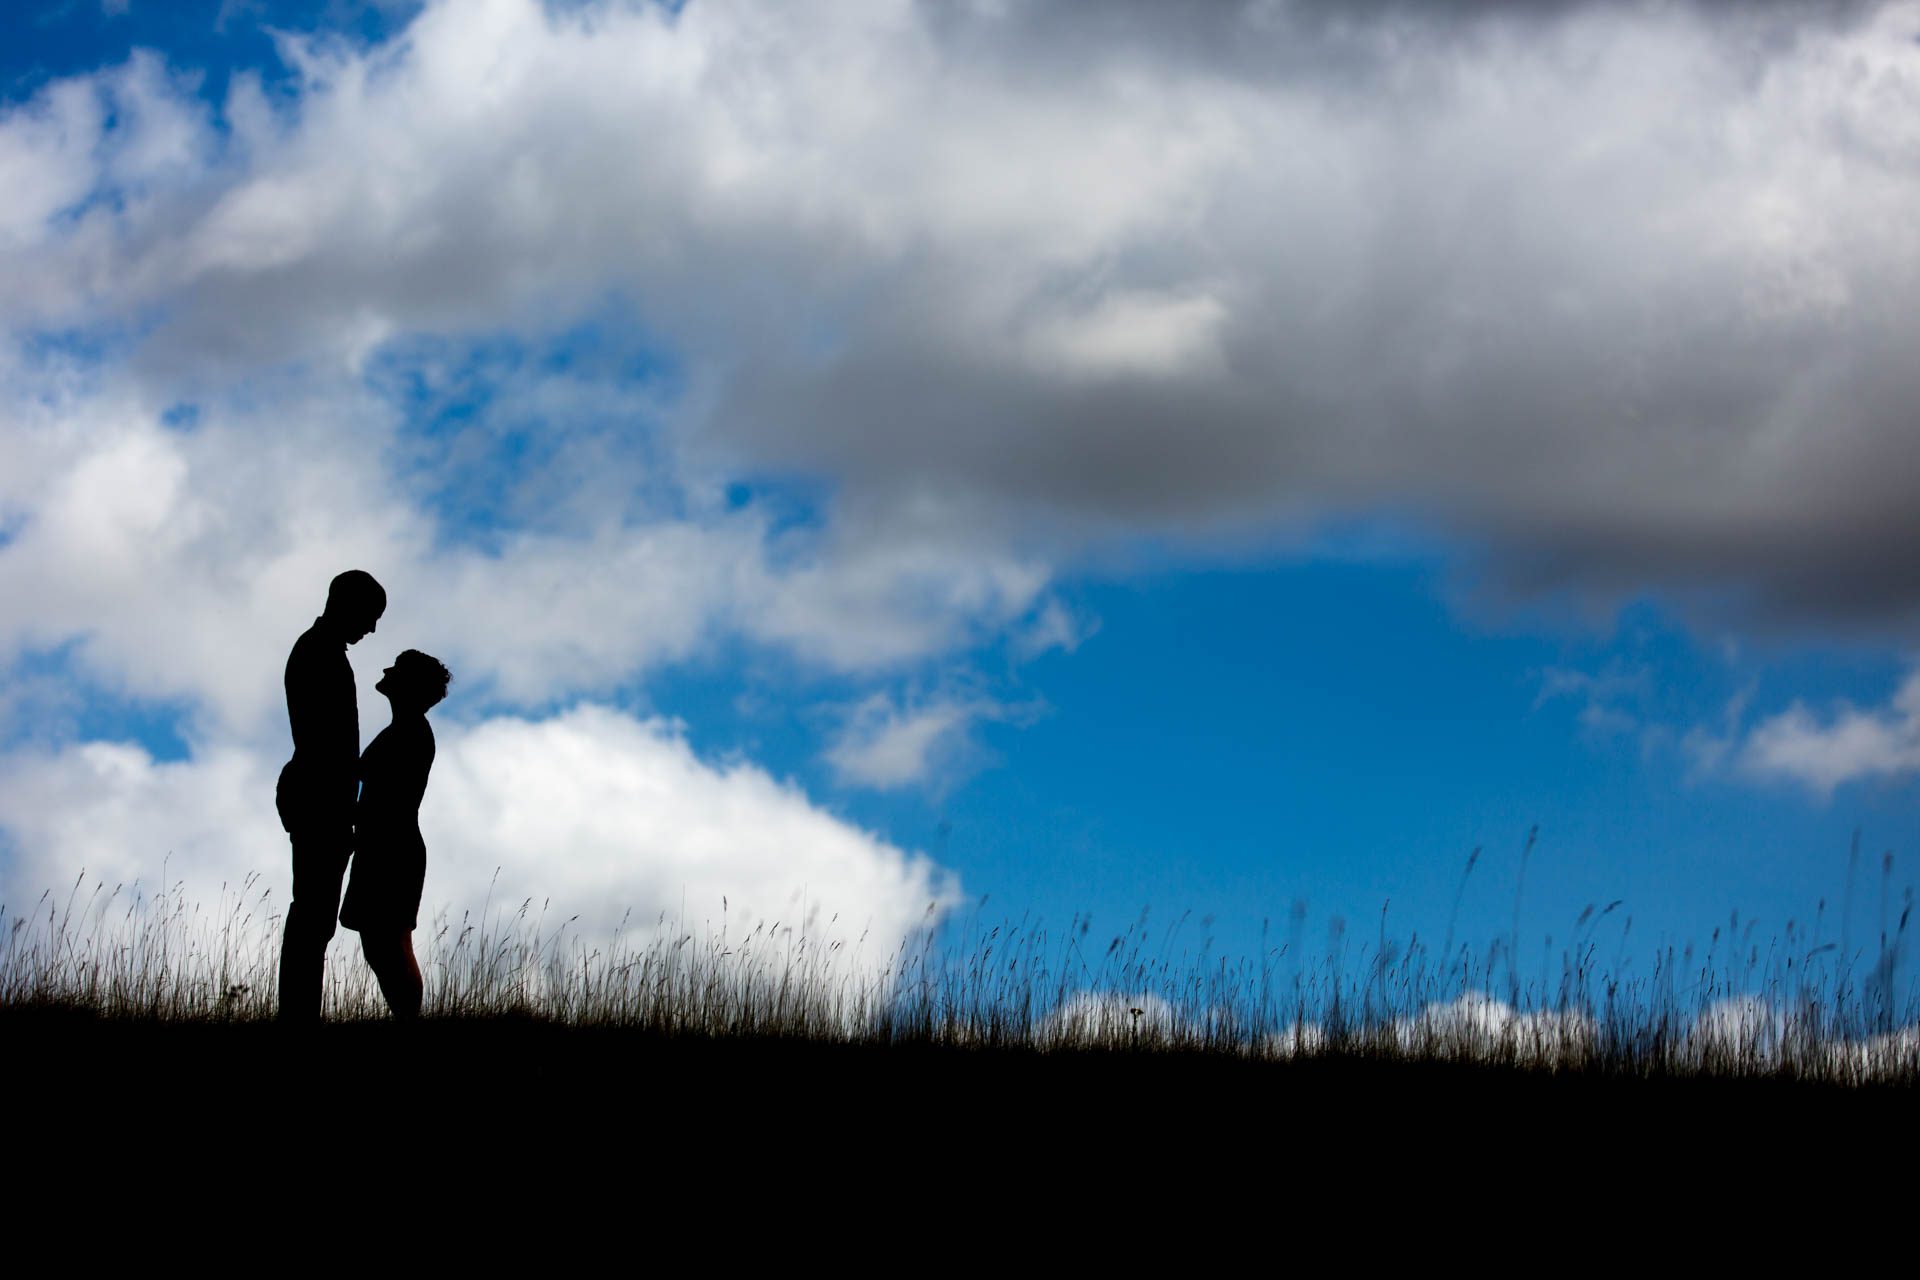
[375,663,409,705]
[375,651,448,712]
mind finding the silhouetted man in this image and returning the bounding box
[276,569,386,1022]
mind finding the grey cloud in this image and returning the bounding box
[701,0,1920,631]
[916,0,1885,91]
[8,0,1920,637]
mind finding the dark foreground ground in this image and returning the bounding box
[9,1007,1914,1246]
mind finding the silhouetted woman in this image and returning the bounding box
[339,649,451,1020]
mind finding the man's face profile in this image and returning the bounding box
[341,606,382,645]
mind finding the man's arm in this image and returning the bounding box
[285,631,359,804]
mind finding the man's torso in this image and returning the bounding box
[278,619,359,834]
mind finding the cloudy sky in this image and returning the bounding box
[4,0,1920,994]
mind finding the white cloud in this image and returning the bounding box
[1673,669,1920,795]
[1820,1023,1920,1080]
[0,371,1055,742]
[1685,996,1789,1066]
[0,77,102,250]
[740,529,1050,674]
[1390,992,1598,1065]
[0,380,411,738]
[825,692,985,790]
[1011,598,1095,661]
[1674,682,1755,781]
[1533,663,1649,740]
[1027,290,1227,381]
[1265,1020,1330,1060]
[428,705,958,946]
[1736,670,1920,795]
[1038,991,1184,1045]
[0,738,279,902]
[1684,999,1917,1078]
[0,704,960,981]
[1684,1000,1920,1078]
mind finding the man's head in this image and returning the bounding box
[322,569,387,644]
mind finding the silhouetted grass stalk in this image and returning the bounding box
[5,869,1916,1083]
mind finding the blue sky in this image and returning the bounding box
[690,565,1920,978]
[4,0,1920,1015]
[4,1,413,103]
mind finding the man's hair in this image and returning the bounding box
[326,569,387,616]
[395,649,452,710]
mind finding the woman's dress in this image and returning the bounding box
[339,716,435,933]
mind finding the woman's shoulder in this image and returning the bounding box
[362,718,431,766]
[399,716,435,762]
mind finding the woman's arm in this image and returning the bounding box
[401,721,436,816]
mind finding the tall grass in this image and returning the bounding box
[5,864,1916,1084]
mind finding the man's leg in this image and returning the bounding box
[278,830,350,1022]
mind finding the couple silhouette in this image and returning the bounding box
[275,570,450,1022]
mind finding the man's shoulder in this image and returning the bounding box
[285,624,352,710]
[287,621,345,672]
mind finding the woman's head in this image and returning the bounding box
[375,649,451,713]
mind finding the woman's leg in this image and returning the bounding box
[360,930,423,1020]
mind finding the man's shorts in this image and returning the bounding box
[276,760,353,842]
